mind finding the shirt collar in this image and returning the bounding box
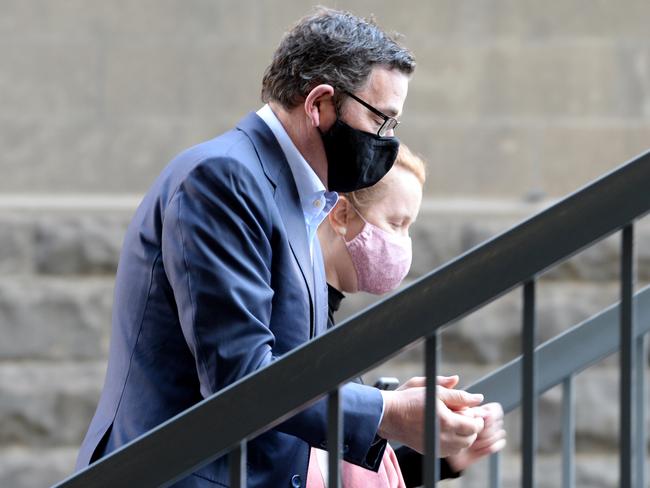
[256,104,338,223]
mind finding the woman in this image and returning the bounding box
[311,144,506,487]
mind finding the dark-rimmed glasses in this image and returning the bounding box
[343,91,400,137]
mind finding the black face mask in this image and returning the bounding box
[320,118,400,193]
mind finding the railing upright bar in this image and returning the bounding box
[522,279,537,488]
[620,224,635,488]
[327,388,342,488]
[424,331,440,487]
[489,452,500,488]
[561,376,575,488]
[228,442,247,488]
[635,333,646,488]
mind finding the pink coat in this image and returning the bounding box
[307,444,406,488]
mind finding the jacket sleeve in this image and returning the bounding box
[161,157,385,469]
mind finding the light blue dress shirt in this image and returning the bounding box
[257,104,338,260]
[257,104,387,423]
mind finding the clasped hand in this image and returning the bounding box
[377,375,506,464]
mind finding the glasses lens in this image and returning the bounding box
[378,118,399,137]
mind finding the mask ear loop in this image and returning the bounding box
[347,200,370,226]
[348,201,411,242]
[338,201,368,245]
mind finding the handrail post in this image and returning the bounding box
[620,224,635,488]
[561,376,575,488]
[489,452,500,488]
[424,331,441,486]
[522,279,537,488]
[228,441,247,488]
[635,332,647,488]
[327,388,342,488]
[48,150,650,488]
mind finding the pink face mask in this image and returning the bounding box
[343,207,412,295]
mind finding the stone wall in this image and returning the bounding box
[1,203,648,487]
[3,0,650,198]
[1,1,649,486]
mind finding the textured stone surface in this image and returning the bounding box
[0,277,113,360]
[444,453,624,488]
[2,3,650,484]
[0,212,130,275]
[0,215,35,274]
[4,201,650,281]
[0,362,104,447]
[339,281,623,365]
[1,1,650,195]
[409,206,650,282]
[33,215,128,275]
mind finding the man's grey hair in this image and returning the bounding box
[261,7,415,110]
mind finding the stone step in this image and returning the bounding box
[1,360,646,470]
[410,199,650,282]
[445,452,625,488]
[0,277,113,361]
[0,204,132,276]
[339,280,630,366]
[0,362,104,448]
[0,447,631,488]
[0,447,78,488]
[2,358,646,454]
[2,198,650,281]
[0,274,632,365]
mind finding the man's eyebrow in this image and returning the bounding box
[379,106,400,118]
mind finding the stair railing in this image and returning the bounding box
[54,149,650,488]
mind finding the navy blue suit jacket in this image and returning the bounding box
[76,113,386,487]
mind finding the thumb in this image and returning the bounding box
[438,387,484,409]
[398,376,426,390]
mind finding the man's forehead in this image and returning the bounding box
[356,67,409,116]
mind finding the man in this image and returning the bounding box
[76,8,485,487]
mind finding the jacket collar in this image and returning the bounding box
[236,112,319,335]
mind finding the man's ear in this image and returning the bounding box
[304,84,335,129]
[328,195,352,236]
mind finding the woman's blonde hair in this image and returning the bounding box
[346,143,426,210]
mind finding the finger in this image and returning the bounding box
[471,403,504,429]
[445,410,484,436]
[476,411,503,430]
[473,429,506,450]
[472,438,507,457]
[484,402,504,415]
[399,376,460,390]
[441,432,478,454]
[398,376,426,390]
[455,432,478,451]
[437,375,459,389]
[438,387,484,409]
[477,414,504,432]
[479,402,504,419]
[457,407,481,418]
[474,429,506,449]
[477,422,503,441]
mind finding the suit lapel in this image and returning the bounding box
[236,113,317,334]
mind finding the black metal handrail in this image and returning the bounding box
[465,285,650,488]
[54,149,650,488]
[467,284,650,412]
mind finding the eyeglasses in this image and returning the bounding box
[343,91,400,137]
